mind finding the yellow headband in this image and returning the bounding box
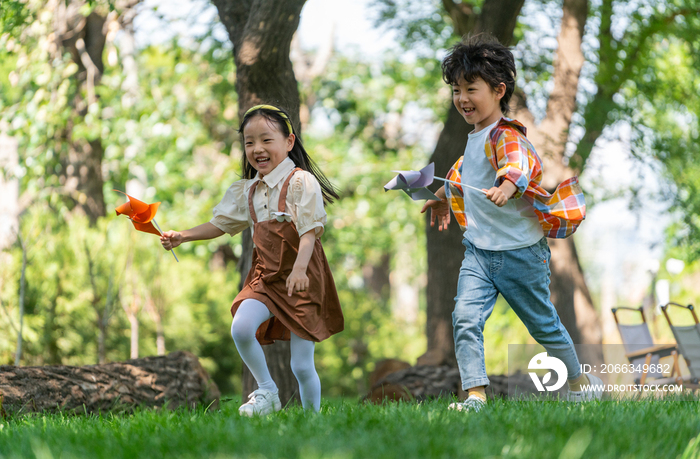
[244,104,293,135]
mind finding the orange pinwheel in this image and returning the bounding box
[114,191,161,236]
[114,190,178,262]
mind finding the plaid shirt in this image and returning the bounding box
[445,118,586,239]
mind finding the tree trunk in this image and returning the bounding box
[148,298,166,356]
[53,2,109,225]
[85,243,117,364]
[420,0,525,366]
[155,322,165,356]
[42,274,61,365]
[14,233,28,366]
[145,294,167,356]
[211,0,307,407]
[512,0,604,366]
[123,279,141,360]
[97,320,107,364]
[419,105,469,366]
[548,238,602,365]
[0,351,220,414]
[129,313,139,359]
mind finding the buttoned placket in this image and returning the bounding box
[261,182,269,220]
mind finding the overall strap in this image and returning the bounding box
[278,168,302,213]
[247,180,260,224]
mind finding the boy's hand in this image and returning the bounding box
[485,187,509,207]
[421,198,451,231]
[286,267,309,297]
[160,231,183,250]
[485,180,517,207]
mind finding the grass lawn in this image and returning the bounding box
[1,396,699,459]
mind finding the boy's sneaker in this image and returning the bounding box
[448,395,486,413]
[238,389,282,416]
[567,373,604,402]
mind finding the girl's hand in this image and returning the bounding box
[286,267,309,297]
[421,198,451,231]
[160,231,183,250]
[485,187,508,207]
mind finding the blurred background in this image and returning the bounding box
[0,0,699,397]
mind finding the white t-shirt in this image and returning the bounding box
[461,120,544,250]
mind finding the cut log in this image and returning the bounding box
[0,351,220,414]
[368,359,411,388]
[364,365,566,403]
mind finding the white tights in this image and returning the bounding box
[231,298,321,411]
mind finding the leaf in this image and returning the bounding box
[542,372,552,385]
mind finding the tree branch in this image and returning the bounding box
[474,0,524,45]
[571,3,700,171]
[210,0,254,50]
[75,37,97,104]
[442,0,477,37]
[526,0,588,185]
[14,230,28,366]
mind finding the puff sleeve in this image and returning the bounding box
[290,172,326,238]
[209,181,251,236]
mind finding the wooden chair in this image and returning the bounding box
[660,302,700,388]
[612,306,680,385]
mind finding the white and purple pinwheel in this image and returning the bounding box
[383,162,486,201]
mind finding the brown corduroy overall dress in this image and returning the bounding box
[231,168,344,345]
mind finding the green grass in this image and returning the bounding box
[1,397,699,459]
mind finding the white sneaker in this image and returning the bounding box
[238,389,282,416]
[448,395,486,413]
[567,373,604,402]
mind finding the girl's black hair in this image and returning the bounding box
[239,106,339,204]
[441,34,516,114]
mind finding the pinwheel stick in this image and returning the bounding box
[152,219,179,262]
[433,177,488,195]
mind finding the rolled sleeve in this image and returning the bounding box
[493,130,531,199]
[291,172,327,238]
[209,181,251,236]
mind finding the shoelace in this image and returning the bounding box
[462,398,484,412]
[244,390,267,405]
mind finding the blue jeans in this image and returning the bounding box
[453,237,582,390]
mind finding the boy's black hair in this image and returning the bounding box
[239,106,339,204]
[441,34,516,114]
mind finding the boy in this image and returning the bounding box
[422,35,602,412]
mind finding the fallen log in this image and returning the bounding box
[364,364,566,403]
[0,351,220,415]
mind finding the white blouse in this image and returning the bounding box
[210,157,327,239]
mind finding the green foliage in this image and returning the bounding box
[621,32,700,260]
[1,398,700,458]
[0,1,33,36]
[0,2,245,392]
[371,0,459,54]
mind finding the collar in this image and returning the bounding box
[495,117,527,136]
[254,157,296,188]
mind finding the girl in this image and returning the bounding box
[161,104,344,415]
